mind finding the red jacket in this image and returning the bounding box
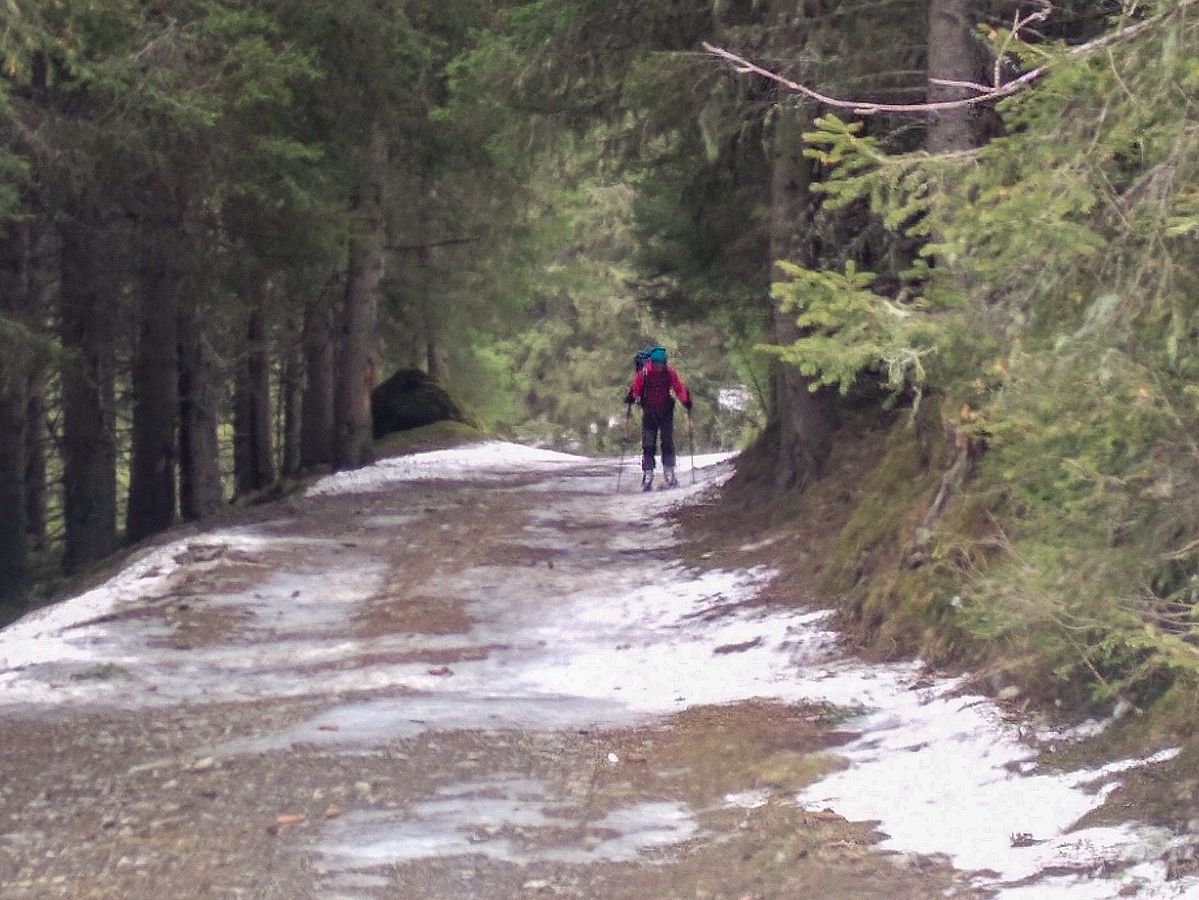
[629,363,690,413]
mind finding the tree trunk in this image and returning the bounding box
[301,282,336,469]
[127,184,182,544]
[24,378,47,551]
[913,0,985,557]
[425,336,447,382]
[0,219,31,601]
[233,283,275,495]
[768,102,839,491]
[59,208,118,572]
[279,311,303,478]
[24,223,49,551]
[334,121,387,470]
[178,298,224,521]
[927,0,978,153]
[418,176,445,384]
[0,387,27,603]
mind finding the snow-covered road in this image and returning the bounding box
[0,441,1193,899]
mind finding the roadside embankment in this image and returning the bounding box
[684,403,1199,826]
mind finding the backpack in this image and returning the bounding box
[640,362,673,412]
[633,345,666,373]
[633,347,653,373]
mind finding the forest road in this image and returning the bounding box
[0,442,1183,899]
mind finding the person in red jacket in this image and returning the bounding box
[625,346,691,491]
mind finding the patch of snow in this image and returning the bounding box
[220,693,638,756]
[717,386,751,411]
[724,789,771,810]
[586,803,700,861]
[361,513,423,528]
[796,678,1185,895]
[1033,715,1115,746]
[315,775,698,880]
[0,530,283,686]
[738,535,784,553]
[991,825,1198,899]
[0,530,392,708]
[306,441,589,497]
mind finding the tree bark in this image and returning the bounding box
[178,297,224,521]
[768,101,839,491]
[59,208,118,572]
[300,281,336,469]
[24,378,47,550]
[24,221,51,551]
[334,121,387,470]
[127,183,183,544]
[0,387,27,603]
[0,219,32,601]
[279,311,303,478]
[417,175,446,383]
[233,283,276,495]
[913,0,985,557]
[927,0,978,153]
[425,336,447,382]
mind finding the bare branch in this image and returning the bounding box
[703,0,1193,117]
[993,1,1053,91]
[929,77,997,95]
[702,42,1038,116]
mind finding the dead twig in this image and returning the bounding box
[992,1,1053,92]
[703,1,1192,118]
[703,42,1037,115]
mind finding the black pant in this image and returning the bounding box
[641,405,676,471]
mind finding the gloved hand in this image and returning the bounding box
[624,392,635,406]
[683,398,692,411]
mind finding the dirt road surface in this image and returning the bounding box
[0,444,1193,899]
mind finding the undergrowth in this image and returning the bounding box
[959,350,1199,713]
[814,382,1199,727]
[763,1,1199,734]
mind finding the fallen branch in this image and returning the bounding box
[702,0,1191,116]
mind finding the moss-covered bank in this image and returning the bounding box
[703,398,1199,754]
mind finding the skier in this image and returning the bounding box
[625,346,691,491]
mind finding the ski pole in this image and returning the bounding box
[687,408,696,484]
[616,404,631,493]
